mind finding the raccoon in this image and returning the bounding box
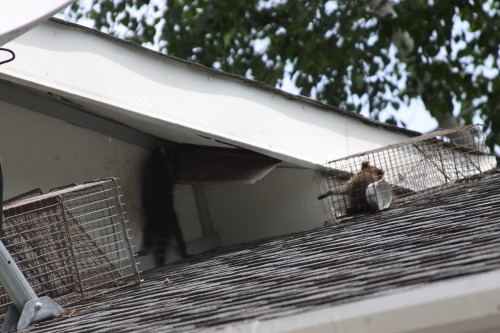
[136,146,190,266]
[318,161,385,214]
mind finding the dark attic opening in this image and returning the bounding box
[174,144,283,185]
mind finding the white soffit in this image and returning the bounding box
[0,20,415,168]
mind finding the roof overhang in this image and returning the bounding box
[0,19,418,169]
[209,269,500,333]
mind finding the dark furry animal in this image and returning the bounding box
[318,161,385,214]
[136,146,190,266]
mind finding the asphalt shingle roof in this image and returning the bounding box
[22,172,500,333]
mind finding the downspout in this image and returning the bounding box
[0,156,65,332]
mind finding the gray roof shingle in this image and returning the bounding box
[22,172,500,332]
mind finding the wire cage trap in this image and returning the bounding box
[320,125,498,219]
[0,178,141,323]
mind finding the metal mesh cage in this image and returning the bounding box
[320,125,497,219]
[0,178,141,323]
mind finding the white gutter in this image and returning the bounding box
[208,269,500,333]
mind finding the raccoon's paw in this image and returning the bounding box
[135,248,150,257]
[317,193,330,200]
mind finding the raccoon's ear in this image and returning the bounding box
[361,161,370,169]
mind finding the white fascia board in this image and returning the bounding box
[208,269,500,333]
[0,21,412,168]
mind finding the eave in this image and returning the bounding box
[0,19,417,169]
[214,269,500,333]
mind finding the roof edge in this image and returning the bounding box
[47,17,421,138]
[208,269,500,333]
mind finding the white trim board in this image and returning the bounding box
[208,269,500,333]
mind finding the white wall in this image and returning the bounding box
[0,101,333,269]
[205,167,332,246]
[2,100,408,269]
[0,100,204,254]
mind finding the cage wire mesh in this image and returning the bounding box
[321,125,497,219]
[0,178,141,323]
